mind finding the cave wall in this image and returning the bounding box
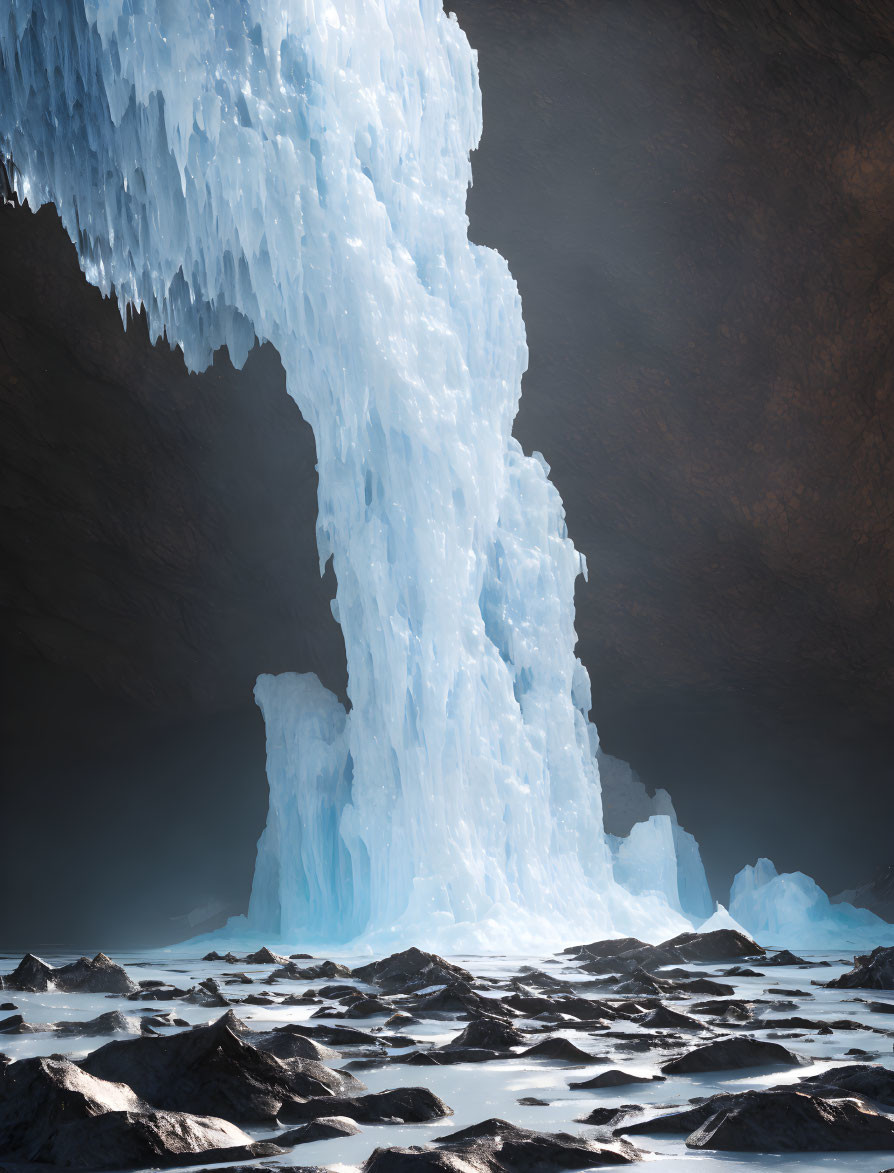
[1,0,893,944]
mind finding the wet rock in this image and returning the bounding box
[352,949,473,994]
[411,981,505,1020]
[826,947,894,990]
[271,961,352,980]
[276,1116,361,1144]
[688,999,753,1020]
[384,1011,417,1029]
[0,1054,282,1167]
[448,1017,525,1050]
[2,953,136,995]
[661,930,764,962]
[868,1000,894,1013]
[517,1097,550,1106]
[520,1038,602,1063]
[636,1006,703,1030]
[678,977,735,997]
[31,1110,284,1168]
[800,1063,894,1107]
[278,1086,451,1125]
[722,966,765,977]
[363,1118,640,1171]
[569,1069,663,1089]
[1,956,57,993]
[687,1087,894,1151]
[80,1013,363,1122]
[398,1047,507,1066]
[762,950,809,966]
[0,1016,41,1035]
[56,1011,142,1036]
[248,1029,338,1062]
[661,1037,800,1074]
[577,1105,639,1126]
[242,948,289,965]
[343,996,393,1018]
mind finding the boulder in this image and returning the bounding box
[2,953,136,995]
[249,1029,338,1062]
[278,1087,451,1125]
[761,950,808,966]
[363,1118,640,1171]
[447,1018,525,1050]
[636,1006,703,1030]
[520,1038,602,1064]
[569,1070,662,1089]
[0,1054,281,1167]
[276,1115,361,1145]
[677,978,735,996]
[799,1063,894,1107]
[242,948,289,965]
[352,949,473,994]
[80,1014,363,1122]
[687,1087,894,1151]
[826,947,894,990]
[54,1011,142,1037]
[661,1037,800,1074]
[660,930,764,962]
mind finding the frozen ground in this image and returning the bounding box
[1,942,892,1172]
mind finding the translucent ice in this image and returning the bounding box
[730,858,894,949]
[608,814,713,925]
[0,0,690,949]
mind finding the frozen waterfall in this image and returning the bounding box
[0,0,696,948]
[8,1,882,953]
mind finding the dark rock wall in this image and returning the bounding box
[1,0,893,944]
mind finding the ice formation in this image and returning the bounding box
[730,858,894,950]
[3,2,890,952]
[0,0,697,949]
[608,815,713,924]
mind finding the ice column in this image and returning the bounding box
[0,0,690,948]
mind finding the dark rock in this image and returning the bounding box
[636,1006,703,1030]
[799,1063,894,1107]
[397,1048,507,1066]
[0,1054,279,1167]
[660,930,764,962]
[352,948,473,994]
[687,1087,894,1151]
[249,1030,338,1062]
[0,1016,38,1035]
[278,1086,451,1125]
[569,1069,663,1089]
[53,1011,140,1036]
[762,950,808,966]
[0,1005,16,1011]
[722,967,765,977]
[363,1118,640,1171]
[2,956,56,992]
[577,1105,639,1126]
[677,978,735,996]
[276,1116,361,1144]
[448,1017,525,1050]
[80,1013,362,1122]
[517,1097,550,1106]
[520,1038,602,1063]
[242,948,289,965]
[30,1110,284,1168]
[826,947,894,990]
[867,1000,894,1014]
[271,961,352,980]
[59,953,138,994]
[564,937,646,959]
[661,1037,800,1074]
[344,996,393,1018]
[689,999,753,1020]
[289,953,314,960]
[411,981,505,1020]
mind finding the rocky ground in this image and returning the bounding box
[1,934,894,1171]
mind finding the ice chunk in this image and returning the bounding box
[608,814,713,925]
[730,858,894,949]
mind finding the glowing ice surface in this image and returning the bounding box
[730,858,894,949]
[0,0,697,949]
